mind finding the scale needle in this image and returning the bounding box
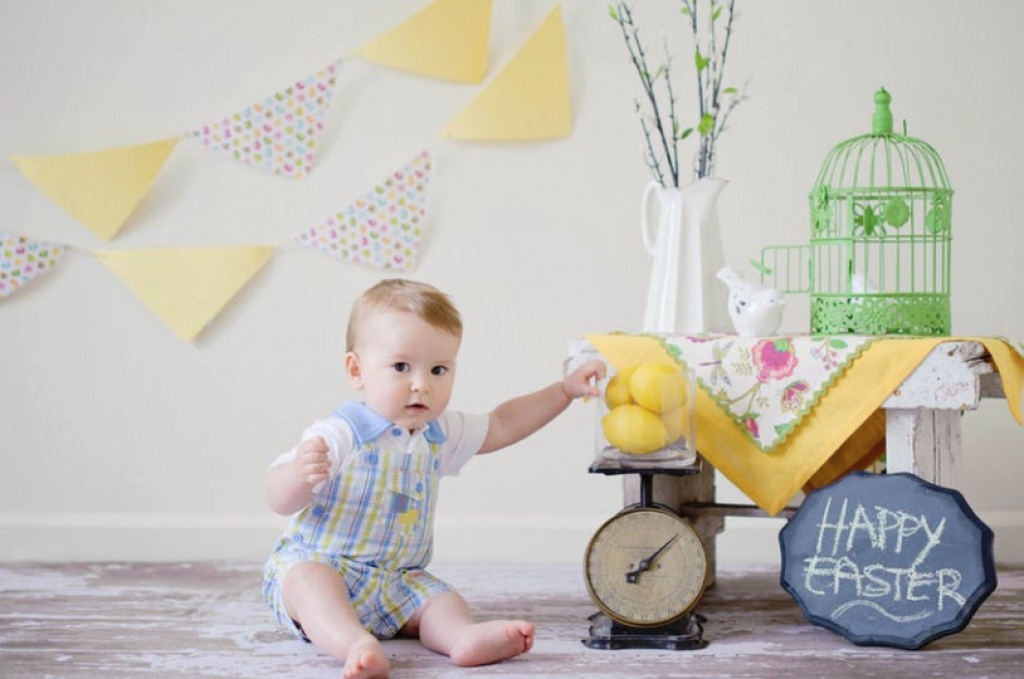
[625,534,679,584]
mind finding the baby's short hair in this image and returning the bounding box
[346,279,462,351]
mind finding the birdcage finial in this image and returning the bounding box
[872,88,893,136]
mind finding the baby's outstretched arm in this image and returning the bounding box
[266,436,331,515]
[478,359,606,454]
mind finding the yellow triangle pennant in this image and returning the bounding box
[95,245,275,342]
[11,138,179,242]
[441,5,571,140]
[354,0,492,83]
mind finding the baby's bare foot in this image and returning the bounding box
[449,619,535,667]
[343,636,389,679]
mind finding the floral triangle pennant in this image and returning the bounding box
[295,151,432,271]
[188,61,340,179]
[0,231,68,300]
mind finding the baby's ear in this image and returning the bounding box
[344,352,364,389]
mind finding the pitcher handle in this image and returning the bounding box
[640,180,660,254]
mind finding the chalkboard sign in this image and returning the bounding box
[779,472,996,650]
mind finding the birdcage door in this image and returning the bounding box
[757,245,812,294]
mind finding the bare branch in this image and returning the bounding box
[613,2,679,185]
[611,1,746,184]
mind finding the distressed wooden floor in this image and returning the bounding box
[1,562,1022,678]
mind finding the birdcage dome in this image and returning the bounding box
[813,88,951,203]
[806,88,953,336]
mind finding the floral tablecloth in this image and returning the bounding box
[584,334,1024,515]
[661,335,875,452]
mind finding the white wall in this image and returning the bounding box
[1,0,1023,566]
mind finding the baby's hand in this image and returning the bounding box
[563,359,607,400]
[295,436,332,487]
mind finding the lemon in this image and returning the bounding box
[604,366,637,409]
[628,363,688,413]
[602,404,668,454]
[662,405,687,443]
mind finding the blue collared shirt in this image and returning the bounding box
[333,401,447,448]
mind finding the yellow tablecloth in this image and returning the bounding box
[586,335,1024,516]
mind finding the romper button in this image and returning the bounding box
[392,428,402,437]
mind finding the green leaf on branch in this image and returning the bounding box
[608,5,620,22]
[724,87,738,94]
[695,48,710,72]
[698,114,714,136]
[653,65,665,82]
[712,6,723,21]
[678,127,694,140]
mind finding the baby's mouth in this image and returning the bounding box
[406,404,429,412]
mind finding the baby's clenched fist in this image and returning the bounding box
[295,436,331,487]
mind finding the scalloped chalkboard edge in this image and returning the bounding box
[778,471,998,650]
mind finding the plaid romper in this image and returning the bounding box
[262,402,487,639]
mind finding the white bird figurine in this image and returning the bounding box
[716,266,786,337]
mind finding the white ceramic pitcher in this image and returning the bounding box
[641,177,730,335]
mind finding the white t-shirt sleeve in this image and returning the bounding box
[268,417,356,492]
[439,411,490,476]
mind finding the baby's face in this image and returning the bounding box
[346,309,460,431]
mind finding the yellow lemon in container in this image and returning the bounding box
[661,405,687,444]
[628,363,688,413]
[604,365,637,409]
[602,404,668,454]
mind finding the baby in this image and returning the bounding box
[263,278,605,679]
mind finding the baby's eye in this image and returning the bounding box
[431,365,448,376]
[393,362,410,373]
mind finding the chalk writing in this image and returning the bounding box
[801,496,966,621]
[780,472,995,649]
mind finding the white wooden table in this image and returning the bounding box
[570,339,1008,580]
[881,340,1005,488]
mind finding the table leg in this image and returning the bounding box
[884,408,963,489]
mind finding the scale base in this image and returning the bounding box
[582,611,707,650]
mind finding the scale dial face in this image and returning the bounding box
[585,507,708,627]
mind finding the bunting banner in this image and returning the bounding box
[295,150,432,271]
[5,2,574,338]
[9,4,574,247]
[10,139,180,242]
[354,0,492,83]
[188,61,340,179]
[441,5,571,140]
[95,246,276,342]
[0,231,67,300]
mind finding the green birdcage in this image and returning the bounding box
[759,88,953,335]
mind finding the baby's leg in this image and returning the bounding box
[402,590,534,667]
[283,562,389,679]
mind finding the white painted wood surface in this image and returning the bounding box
[883,341,1002,490]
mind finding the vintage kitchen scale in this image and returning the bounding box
[583,361,709,650]
[583,464,709,650]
